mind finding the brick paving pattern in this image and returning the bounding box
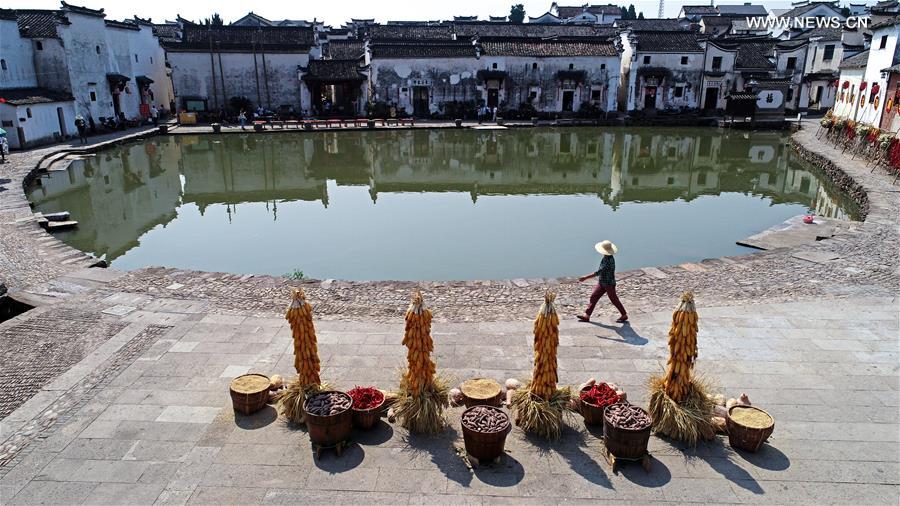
[0,306,127,418]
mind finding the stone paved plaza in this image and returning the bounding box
[0,121,898,504]
[1,293,897,505]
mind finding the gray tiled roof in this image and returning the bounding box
[839,49,869,69]
[778,2,839,18]
[371,42,476,58]
[304,60,366,81]
[172,25,315,51]
[480,39,618,57]
[0,87,74,105]
[326,40,365,60]
[454,22,615,39]
[15,10,66,39]
[369,24,454,41]
[617,18,689,31]
[152,23,180,43]
[682,5,718,15]
[735,42,776,69]
[633,31,703,52]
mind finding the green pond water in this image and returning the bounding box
[27,127,857,281]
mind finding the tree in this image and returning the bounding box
[627,5,637,20]
[509,4,526,24]
[620,6,628,18]
[638,12,645,19]
[203,13,223,26]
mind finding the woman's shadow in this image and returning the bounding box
[591,322,649,346]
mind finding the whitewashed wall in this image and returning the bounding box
[169,51,310,112]
[370,57,479,115]
[0,18,38,89]
[857,25,899,126]
[0,101,75,149]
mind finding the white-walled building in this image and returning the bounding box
[620,30,705,111]
[832,50,868,120]
[0,9,77,149]
[854,17,900,126]
[477,38,621,114]
[0,2,173,149]
[166,24,317,115]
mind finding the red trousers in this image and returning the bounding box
[585,284,627,317]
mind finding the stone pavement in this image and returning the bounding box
[0,294,897,505]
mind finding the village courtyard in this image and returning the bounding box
[1,1,899,505]
[0,117,896,504]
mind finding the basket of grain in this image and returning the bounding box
[726,405,774,452]
[229,373,271,415]
[460,378,503,408]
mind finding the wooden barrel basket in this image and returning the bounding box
[229,373,271,415]
[351,390,385,430]
[460,378,503,408]
[603,404,652,460]
[579,384,619,427]
[726,405,774,452]
[304,391,353,449]
[460,405,511,462]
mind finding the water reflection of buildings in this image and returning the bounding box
[27,129,851,262]
[28,139,183,260]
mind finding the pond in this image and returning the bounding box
[27,127,857,281]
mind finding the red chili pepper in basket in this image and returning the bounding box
[579,382,620,408]
[348,386,384,410]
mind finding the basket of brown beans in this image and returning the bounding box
[603,403,652,460]
[303,391,353,449]
[460,405,511,462]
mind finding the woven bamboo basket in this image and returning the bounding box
[229,373,271,415]
[726,405,774,452]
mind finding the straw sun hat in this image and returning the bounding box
[595,240,618,256]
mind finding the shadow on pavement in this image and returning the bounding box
[353,419,394,445]
[473,454,525,487]
[234,405,278,429]
[312,441,364,471]
[593,322,650,346]
[403,427,474,488]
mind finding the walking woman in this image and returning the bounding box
[577,240,628,323]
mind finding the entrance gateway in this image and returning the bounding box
[644,86,657,109]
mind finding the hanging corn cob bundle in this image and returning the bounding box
[393,292,449,434]
[277,288,327,424]
[647,292,714,446]
[510,292,573,440]
[664,292,697,402]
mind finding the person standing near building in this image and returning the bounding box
[238,110,247,130]
[74,115,87,144]
[150,105,159,126]
[576,240,628,323]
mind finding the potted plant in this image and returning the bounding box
[455,118,463,128]
[211,123,221,133]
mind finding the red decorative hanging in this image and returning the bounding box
[842,81,850,89]
[860,82,868,91]
[872,83,881,95]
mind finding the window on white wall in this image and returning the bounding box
[880,35,888,49]
[150,56,153,64]
[96,45,101,54]
[26,108,32,118]
[674,86,684,98]
[135,54,139,62]
[822,45,835,61]
[600,63,606,69]
[35,41,43,50]
[0,59,6,71]
[643,55,651,64]
[90,91,97,101]
[531,62,537,70]
[680,56,688,65]
[492,62,497,69]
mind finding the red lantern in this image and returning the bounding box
[872,83,881,95]
[860,82,868,91]
[0,98,5,103]
[842,81,850,89]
